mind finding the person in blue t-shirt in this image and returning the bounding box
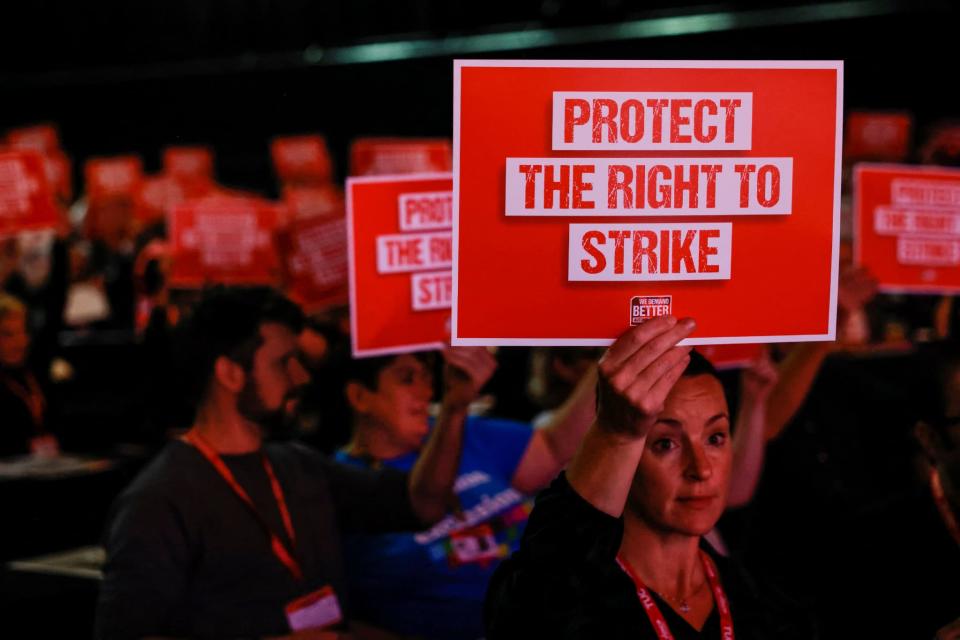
[335,347,598,639]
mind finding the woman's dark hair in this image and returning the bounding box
[684,349,721,380]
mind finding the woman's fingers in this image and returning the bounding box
[645,353,693,410]
[595,318,697,436]
[599,316,679,371]
[622,345,693,415]
[609,319,696,388]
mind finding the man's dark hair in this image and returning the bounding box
[176,286,304,411]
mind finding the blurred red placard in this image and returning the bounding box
[282,184,344,221]
[350,138,452,176]
[844,112,912,163]
[271,135,332,185]
[43,151,72,202]
[920,123,960,165]
[137,174,186,224]
[347,173,453,356]
[0,150,60,236]
[855,163,960,293]
[277,212,349,313]
[6,124,60,154]
[168,195,281,287]
[163,146,215,195]
[85,155,143,201]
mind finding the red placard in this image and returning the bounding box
[43,151,72,202]
[844,112,912,163]
[277,213,349,313]
[282,184,344,221]
[271,135,333,185]
[168,195,281,288]
[350,138,452,176]
[920,123,960,165]
[854,163,960,294]
[453,60,843,346]
[6,124,60,154]
[163,146,215,194]
[698,343,764,370]
[0,150,61,236]
[137,174,186,223]
[85,156,143,201]
[347,173,453,356]
[7,126,72,202]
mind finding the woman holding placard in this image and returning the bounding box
[484,316,805,639]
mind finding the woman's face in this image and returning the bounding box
[627,374,732,537]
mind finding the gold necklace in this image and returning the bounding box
[654,577,707,614]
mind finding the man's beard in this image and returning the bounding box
[237,378,303,441]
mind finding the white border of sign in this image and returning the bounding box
[853,162,960,295]
[347,171,454,358]
[452,59,843,346]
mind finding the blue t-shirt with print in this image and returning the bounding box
[335,415,535,640]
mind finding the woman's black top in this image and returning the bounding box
[484,473,810,639]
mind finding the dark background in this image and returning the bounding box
[2,0,958,195]
[2,2,958,635]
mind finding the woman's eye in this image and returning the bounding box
[652,439,676,453]
[708,432,727,446]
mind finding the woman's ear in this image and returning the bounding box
[214,356,246,394]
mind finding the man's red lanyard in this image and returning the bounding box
[182,430,303,582]
[1,372,46,432]
[615,549,734,640]
[930,467,960,549]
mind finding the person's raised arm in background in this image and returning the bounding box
[510,361,599,493]
[726,349,778,508]
[407,346,497,523]
[564,316,695,515]
[765,264,878,441]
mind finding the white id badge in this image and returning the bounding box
[285,585,343,632]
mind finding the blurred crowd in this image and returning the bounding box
[1,115,960,639]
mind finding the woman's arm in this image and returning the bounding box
[567,316,695,517]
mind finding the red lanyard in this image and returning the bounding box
[1,372,45,432]
[616,550,734,640]
[930,467,960,549]
[182,430,303,582]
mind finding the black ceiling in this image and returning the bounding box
[3,0,957,193]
